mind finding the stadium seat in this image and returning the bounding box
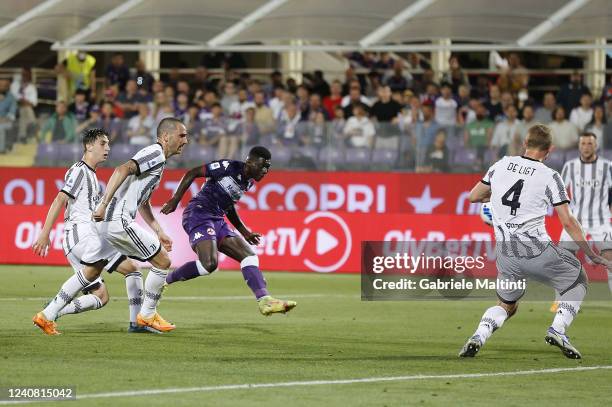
[452,147,478,172]
[318,146,345,170]
[183,144,216,166]
[268,145,291,166]
[35,143,59,167]
[344,147,372,170]
[57,143,83,165]
[371,149,398,170]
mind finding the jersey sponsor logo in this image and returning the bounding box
[218,176,243,201]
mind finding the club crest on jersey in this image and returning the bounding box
[207,227,215,236]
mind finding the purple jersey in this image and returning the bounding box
[189,159,254,219]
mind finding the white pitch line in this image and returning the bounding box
[1,365,610,404]
[0,294,356,302]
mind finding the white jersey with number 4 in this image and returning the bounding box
[104,143,166,222]
[482,155,569,246]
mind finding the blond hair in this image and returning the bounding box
[525,124,552,151]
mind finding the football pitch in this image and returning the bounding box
[0,265,610,406]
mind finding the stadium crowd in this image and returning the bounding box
[2,51,612,172]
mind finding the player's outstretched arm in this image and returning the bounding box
[161,165,206,214]
[226,204,261,245]
[32,192,69,257]
[139,200,172,252]
[468,181,491,203]
[556,203,609,267]
[93,160,138,221]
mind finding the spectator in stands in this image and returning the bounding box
[516,104,536,149]
[105,53,130,91]
[331,106,346,146]
[464,101,494,168]
[101,86,124,118]
[126,103,154,145]
[507,53,529,94]
[39,101,76,143]
[0,78,16,152]
[500,91,515,116]
[442,55,468,94]
[183,104,201,136]
[424,130,450,173]
[253,91,275,135]
[213,103,240,160]
[296,85,310,116]
[569,93,594,132]
[435,82,458,137]
[68,89,91,124]
[302,111,327,147]
[241,106,260,146]
[59,51,96,101]
[268,85,285,120]
[237,88,255,117]
[99,101,122,142]
[420,83,439,105]
[484,85,503,121]
[200,102,227,150]
[152,91,171,124]
[164,85,176,107]
[557,71,591,112]
[412,101,439,172]
[197,90,218,122]
[398,95,423,134]
[132,59,154,94]
[263,71,283,98]
[491,104,519,157]
[585,105,607,146]
[343,103,375,149]
[534,92,556,123]
[174,92,190,119]
[117,79,145,119]
[277,101,304,146]
[220,81,240,116]
[384,60,412,93]
[303,93,329,122]
[549,106,579,151]
[371,85,402,123]
[176,80,191,101]
[342,82,371,118]
[364,71,382,99]
[10,68,37,143]
[471,75,490,100]
[457,84,471,108]
[76,104,100,134]
[310,70,330,98]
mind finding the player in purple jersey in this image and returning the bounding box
[161,146,296,315]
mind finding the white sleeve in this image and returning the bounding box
[60,167,85,199]
[131,144,165,175]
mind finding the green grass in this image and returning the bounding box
[0,265,611,406]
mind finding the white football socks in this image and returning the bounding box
[474,305,508,344]
[56,294,103,318]
[42,270,92,321]
[125,272,143,323]
[140,267,168,318]
[551,283,586,335]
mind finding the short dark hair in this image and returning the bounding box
[82,128,108,151]
[580,131,597,139]
[552,105,566,119]
[157,117,184,138]
[248,146,271,161]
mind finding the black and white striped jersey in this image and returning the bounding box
[482,155,569,247]
[61,161,100,229]
[561,157,612,229]
[104,143,166,222]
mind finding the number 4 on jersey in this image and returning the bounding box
[501,179,524,216]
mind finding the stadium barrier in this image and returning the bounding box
[0,168,608,281]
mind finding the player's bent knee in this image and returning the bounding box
[151,250,172,269]
[115,259,138,275]
[198,256,218,273]
[92,286,109,306]
[498,300,518,317]
[196,259,217,275]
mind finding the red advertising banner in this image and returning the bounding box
[0,168,484,215]
[0,205,608,281]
